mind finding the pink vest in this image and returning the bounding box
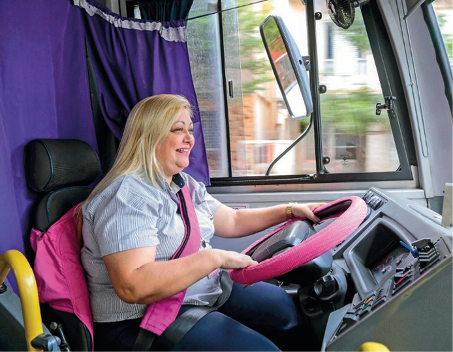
[30,184,201,347]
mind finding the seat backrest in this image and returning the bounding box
[24,139,100,231]
[24,139,101,351]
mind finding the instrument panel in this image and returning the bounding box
[322,187,452,351]
[368,244,409,284]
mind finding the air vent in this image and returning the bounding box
[392,265,414,295]
[362,191,386,210]
[418,245,440,273]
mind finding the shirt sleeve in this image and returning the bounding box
[184,173,222,216]
[93,181,161,257]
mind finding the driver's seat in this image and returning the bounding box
[24,138,101,351]
[24,138,221,352]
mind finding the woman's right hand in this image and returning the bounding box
[214,249,257,269]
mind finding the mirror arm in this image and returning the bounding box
[265,117,313,176]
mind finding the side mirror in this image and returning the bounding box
[260,15,313,120]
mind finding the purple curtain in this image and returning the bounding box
[78,0,210,185]
[0,0,97,290]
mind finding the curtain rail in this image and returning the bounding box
[188,0,268,21]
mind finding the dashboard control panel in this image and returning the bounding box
[362,189,386,210]
[323,187,452,351]
[330,238,444,341]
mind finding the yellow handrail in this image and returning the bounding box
[0,250,43,351]
[359,342,390,351]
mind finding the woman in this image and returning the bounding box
[81,94,324,351]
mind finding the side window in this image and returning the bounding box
[187,2,229,178]
[316,5,400,174]
[103,0,415,184]
[188,0,412,183]
[188,1,317,178]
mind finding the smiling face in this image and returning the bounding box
[156,109,194,184]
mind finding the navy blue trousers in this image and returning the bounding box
[94,281,304,351]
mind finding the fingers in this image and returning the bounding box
[231,252,257,268]
[309,202,327,223]
[219,250,257,269]
[293,202,326,223]
[308,202,327,211]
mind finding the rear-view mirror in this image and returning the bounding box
[260,15,313,119]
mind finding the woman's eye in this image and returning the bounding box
[172,128,183,132]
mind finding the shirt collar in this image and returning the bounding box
[172,173,185,188]
[137,170,185,193]
[160,173,185,196]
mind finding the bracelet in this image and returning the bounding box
[286,202,297,219]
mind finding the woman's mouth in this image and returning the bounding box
[176,148,189,155]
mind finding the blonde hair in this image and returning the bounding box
[76,94,192,227]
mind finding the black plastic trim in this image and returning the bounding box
[218,0,233,178]
[175,190,191,259]
[362,1,416,167]
[306,0,324,175]
[210,168,412,187]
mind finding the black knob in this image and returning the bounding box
[314,274,337,297]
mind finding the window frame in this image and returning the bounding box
[207,0,414,187]
[425,2,453,112]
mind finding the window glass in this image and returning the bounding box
[224,1,316,177]
[188,1,316,177]
[316,2,400,173]
[222,0,248,176]
[188,0,404,179]
[187,2,229,177]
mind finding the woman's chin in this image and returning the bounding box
[175,162,190,172]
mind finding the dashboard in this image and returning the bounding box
[321,187,452,351]
[368,243,409,283]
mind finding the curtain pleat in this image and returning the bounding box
[0,0,98,287]
[77,0,210,184]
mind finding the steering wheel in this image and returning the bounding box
[229,196,368,285]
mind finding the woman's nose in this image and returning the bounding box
[184,131,194,144]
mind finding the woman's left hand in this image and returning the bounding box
[213,202,327,239]
[292,203,326,223]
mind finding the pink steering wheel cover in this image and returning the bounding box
[229,196,368,284]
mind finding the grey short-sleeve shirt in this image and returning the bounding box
[81,172,222,322]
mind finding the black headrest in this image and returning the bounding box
[24,139,100,192]
[24,139,101,231]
